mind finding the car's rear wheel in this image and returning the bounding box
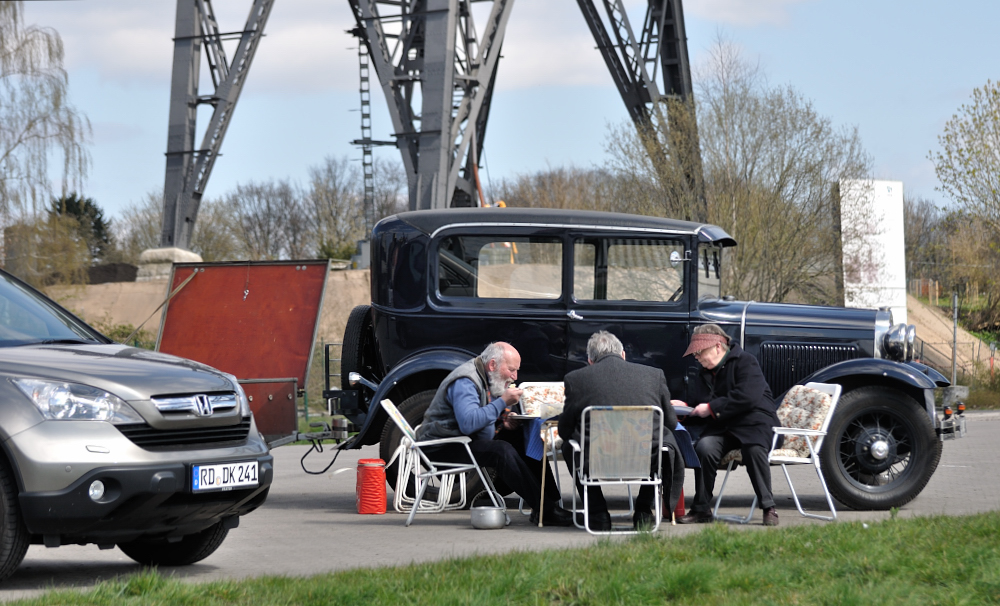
[0,459,28,581]
[118,521,229,566]
[820,386,941,510]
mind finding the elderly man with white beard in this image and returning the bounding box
[415,342,574,526]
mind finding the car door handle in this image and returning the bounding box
[567,310,584,320]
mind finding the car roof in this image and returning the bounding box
[393,207,737,245]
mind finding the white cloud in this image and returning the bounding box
[686,0,813,27]
[21,1,804,97]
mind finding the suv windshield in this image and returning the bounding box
[0,273,102,347]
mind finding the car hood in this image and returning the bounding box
[697,299,880,335]
[0,344,233,401]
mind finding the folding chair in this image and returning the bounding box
[713,382,842,523]
[381,399,504,526]
[567,406,663,535]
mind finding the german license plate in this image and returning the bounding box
[192,461,258,492]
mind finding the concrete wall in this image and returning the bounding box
[45,269,372,345]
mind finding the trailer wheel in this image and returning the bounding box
[341,305,376,390]
[820,386,941,510]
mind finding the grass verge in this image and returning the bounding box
[14,512,1000,605]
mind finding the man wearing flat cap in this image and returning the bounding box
[671,323,782,526]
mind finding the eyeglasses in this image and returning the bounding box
[693,344,717,359]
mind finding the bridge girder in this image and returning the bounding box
[161,0,274,250]
[349,0,514,210]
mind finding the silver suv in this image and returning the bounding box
[0,270,272,580]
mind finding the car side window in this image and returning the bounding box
[573,238,686,303]
[438,236,562,299]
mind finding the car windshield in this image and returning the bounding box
[0,272,102,347]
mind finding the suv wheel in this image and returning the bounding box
[118,521,229,566]
[821,386,941,510]
[0,460,28,581]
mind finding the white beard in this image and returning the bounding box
[487,367,509,398]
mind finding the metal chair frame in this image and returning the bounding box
[380,399,504,527]
[567,405,662,535]
[712,382,842,523]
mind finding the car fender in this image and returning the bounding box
[348,348,473,448]
[795,358,949,424]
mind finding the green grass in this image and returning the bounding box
[15,512,1000,605]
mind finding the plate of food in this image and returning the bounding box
[517,382,565,418]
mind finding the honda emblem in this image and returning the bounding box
[195,395,213,417]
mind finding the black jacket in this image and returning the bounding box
[686,344,780,450]
[558,354,679,444]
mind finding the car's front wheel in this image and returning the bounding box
[820,386,941,510]
[118,521,229,566]
[0,459,28,581]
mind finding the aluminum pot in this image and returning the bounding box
[470,506,508,529]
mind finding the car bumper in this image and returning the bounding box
[19,455,273,544]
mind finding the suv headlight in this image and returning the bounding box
[12,379,144,424]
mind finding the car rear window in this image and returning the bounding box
[438,236,562,299]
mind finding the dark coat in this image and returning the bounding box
[686,344,779,450]
[559,354,678,442]
[558,354,684,512]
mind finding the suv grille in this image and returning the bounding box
[759,342,859,395]
[117,418,252,450]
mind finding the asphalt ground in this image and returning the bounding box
[1,411,996,601]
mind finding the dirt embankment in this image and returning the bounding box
[907,294,992,378]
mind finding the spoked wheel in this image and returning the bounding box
[821,386,941,510]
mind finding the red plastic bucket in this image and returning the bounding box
[356,458,386,514]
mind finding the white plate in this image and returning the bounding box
[192,460,259,492]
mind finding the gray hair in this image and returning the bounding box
[587,331,624,362]
[693,323,731,351]
[479,342,508,366]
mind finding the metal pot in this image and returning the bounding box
[470,506,508,529]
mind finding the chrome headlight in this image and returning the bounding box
[12,379,144,424]
[905,325,916,361]
[882,324,909,361]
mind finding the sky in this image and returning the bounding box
[20,0,1000,219]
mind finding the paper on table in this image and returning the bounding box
[517,382,565,419]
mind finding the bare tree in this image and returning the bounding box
[224,179,308,260]
[114,191,238,263]
[903,195,947,282]
[496,166,612,211]
[370,156,407,224]
[0,2,90,217]
[605,39,872,304]
[306,156,362,260]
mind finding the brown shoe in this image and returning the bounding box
[763,507,779,526]
[677,511,714,524]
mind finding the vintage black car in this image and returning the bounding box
[328,207,952,511]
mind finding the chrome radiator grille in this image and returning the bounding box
[759,342,859,394]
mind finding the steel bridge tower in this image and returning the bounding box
[160,0,274,251]
[158,0,698,245]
